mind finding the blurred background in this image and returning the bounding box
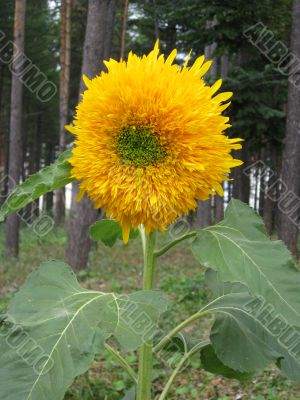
[1,1,300,398]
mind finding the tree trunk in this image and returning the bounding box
[66,0,116,271]
[215,54,229,222]
[253,164,259,211]
[277,0,300,258]
[119,0,129,59]
[0,63,8,206]
[152,0,159,40]
[0,63,5,178]
[103,0,116,62]
[0,126,10,207]
[165,23,177,56]
[44,142,54,213]
[5,0,26,258]
[55,0,72,225]
[258,166,265,217]
[263,144,279,236]
[215,195,224,222]
[195,34,217,227]
[232,142,251,204]
[23,111,42,223]
[195,198,212,228]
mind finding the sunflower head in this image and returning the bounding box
[67,42,242,242]
[116,126,166,167]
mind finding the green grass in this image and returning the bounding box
[1,225,300,399]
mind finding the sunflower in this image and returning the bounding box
[67,42,242,242]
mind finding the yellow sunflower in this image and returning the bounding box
[67,42,242,242]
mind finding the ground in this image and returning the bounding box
[0,225,300,399]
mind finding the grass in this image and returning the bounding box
[1,224,300,399]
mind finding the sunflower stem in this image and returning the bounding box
[136,230,157,400]
[104,343,137,385]
[154,231,197,258]
[158,340,210,400]
[153,310,210,354]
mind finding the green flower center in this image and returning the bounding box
[116,126,166,167]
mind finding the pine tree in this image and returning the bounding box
[5,0,27,258]
[278,0,300,257]
[66,0,117,271]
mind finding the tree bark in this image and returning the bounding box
[119,0,129,59]
[44,141,54,213]
[195,198,212,228]
[55,0,72,225]
[66,0,116,271]
[195,34,217,227]
[5,0,26,258]
[232,143,251,204]
[165,22,177,56]
[0,63,7,206]
[263,144,279,235]
[277,0,300,258]
[215,54,229,222]
[103,0,116,62]
[0,63,5,176]
[152,0,159,40]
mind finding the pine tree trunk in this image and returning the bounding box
[258,168,265,217]
[277,0,300,257]
[196,198,212,228]
[195,35,216,227]
[66,0,116,271]
[0,127,10,207]
[152,0,159,40]
[119,0,129,59]
[254,164,259,211]
[232,143,251,204]
[215,54,229,222]
[103,0,116,62]
[215,195,224,222]
[263,144,279,236]
[0,63,5,178]
[5,0,26,258]
[44,142,54,213]
[55,0,72,225]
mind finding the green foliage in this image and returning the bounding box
[122,386,136,399]
[0,150,74,222]
[192,200,300,380]
[200,344,253,381]
[0,260,168,400]
[208,292,300,380]
[226,65,287,149]
[23,0,60,168]
[128,0,291,156]
[90,220,139,247]
[0,0,298,396]
[192,199,300,328]
[2,219,300,398]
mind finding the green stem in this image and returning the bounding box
[136,230,157,400]
[154,231,197,258]
[104,343,137,385]
[153,310,210,354]
[158,340,210,400]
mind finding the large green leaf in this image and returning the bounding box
[200,290,300,380]
[0,261,168,400]
[90,219,139,246]
[200,344,253,381]
[192,199,300,329]
[202,269,300,380]
[114,290,169,350]
[0,150,74,222]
